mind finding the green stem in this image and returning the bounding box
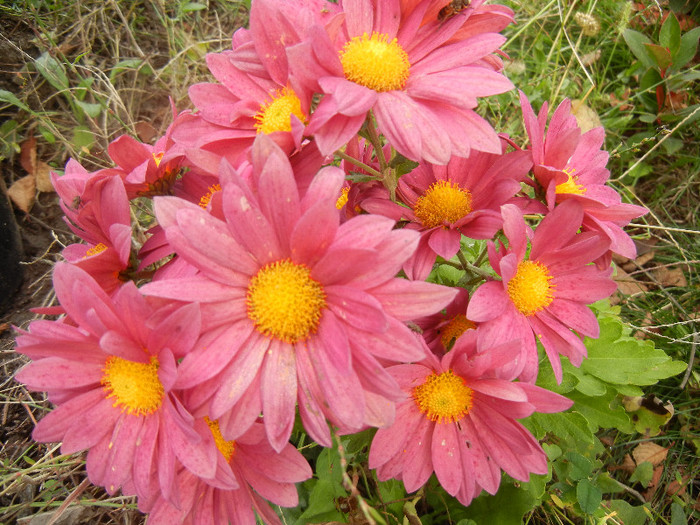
[334,150,382,179]
[457,250,493,280]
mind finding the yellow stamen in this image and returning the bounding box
[555,166,587,195]
[101,356,164,416]
[340,32,410,92]
[254,88,307,135]
[205,417,236,462]
[438,315,476,350]
[246,259,326,343]
[336,187,350,210]
[413,370,473,424]
[507,260,555,316]
[413,180,473,228]
[85,243,108,257]
[152,152,165,167]
[199,183,222,209]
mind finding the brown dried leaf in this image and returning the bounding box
[571,100,602,133]
[134,121,158,143]
[653,266,687,287]
[621,453,637,473]
[643,465,664,500]
[581,49,602,66]
[632,442,668,467]
[7,174,36,213]
[19,135,37,175]
[634,250,655,267]
[613,265,649,299]
[35,161,55,193]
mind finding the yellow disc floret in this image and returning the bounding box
[205,417,236,462]
[340,32,410,92]
[246,259,327,343]
[438,314,476,350]
[413,369,473,424]
[507,260,555,316]
[101,356,164,416]
[199,183,222,209]
[254,88,307,135]
[556,166,587,195]
[413,180,473,228]
[336,187,350,210]
[85,243,108,257]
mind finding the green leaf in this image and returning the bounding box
[34,52,70,92]
[0,89,31,112]
[639,68,663,112]
[660,12,682,55]
[295,480,346,524]
[567,388,633,433]
[673,26,700,69]
[622,29,656,69]
[629,461,654,486]
[573,373,607,396]
[527,412,595,444]
[581,317,687,387]
[72,125,95,152]
[576,478,602,514]
[644,43,673,70]
[564,452,594,481]
[605,500,650,525]
[671,502,688,525]
[376,479,405,518]
[181,2,207,13]
[76,100,103,119]
[461,482,540,525]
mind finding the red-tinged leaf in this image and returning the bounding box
[644,43,672,71]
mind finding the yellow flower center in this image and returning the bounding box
[246,259,327,343]
[205,417,236,462]
[413,370,473,424]
[507,260,555,316]
[438,314,476,350]
[413,180,473,228]
[85,243,108,257]
[199,183,222,209]
[254,88,307,135]
[101,356,164,416]
[336,187,350,210]
[555,167,587,195]
[340,32,410,92]
[152,152,165,167]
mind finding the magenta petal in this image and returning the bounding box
[62,397,120,454]
[546,298,599,337]
[141,276,241,303]
[290,200,339,266]
[370,279,458,321]
[368,402,415,468]
[148,302,201,358]
[31,388,104,443]
[401,416,434,492]
[295,345,332,447]
[470,379,528,402]
[431,422,462,496]
[261,340,298,452]
[427,227,461,260]
[19,358,102,391]
[517,382,573,413]
[327,285,389,333]
[467,280,509,322]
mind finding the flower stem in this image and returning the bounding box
[334,150,382,179]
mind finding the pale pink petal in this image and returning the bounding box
[261,340,298,452]
[369,279,458,320]
[431,421,463,496]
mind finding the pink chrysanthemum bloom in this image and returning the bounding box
[145,420,311,525]
[467,201,617,383]
[414,288,476,356]
[363,144,530,280]
[53,171,133,294]
[141,135,458,451]
[289,0,514,164]
[171,0,338,169]
[519,91,647,261]
[369,331,572,506]
[14,264,217,505]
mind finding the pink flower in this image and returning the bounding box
[363,142,530,279]
[369,331,572,506]
[141,135,458,451]
[519,91,647,260]
[290,0,514,163]
[56,173,133,294]
[467,202,617,383]
[14,264,216,506]
[145,420,311,525]
[414,288,476,356]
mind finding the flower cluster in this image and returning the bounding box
[14,0,646,522]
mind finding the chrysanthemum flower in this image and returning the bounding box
[141,135,458,451]
[14,264,216,505]
[363,143,530,279]
[414,288,476,356]
[289,0,514,164]
[53,172,133,294]
[145,420,311,525]
[369,331,572,506]
[467,202,617,382]
[519,91,647,260]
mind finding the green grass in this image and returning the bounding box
[1,0,698,524]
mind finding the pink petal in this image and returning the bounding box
[431,422,463,496]
[467,280,509,322]
[369,279,458,321]
[261,340,298,452]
